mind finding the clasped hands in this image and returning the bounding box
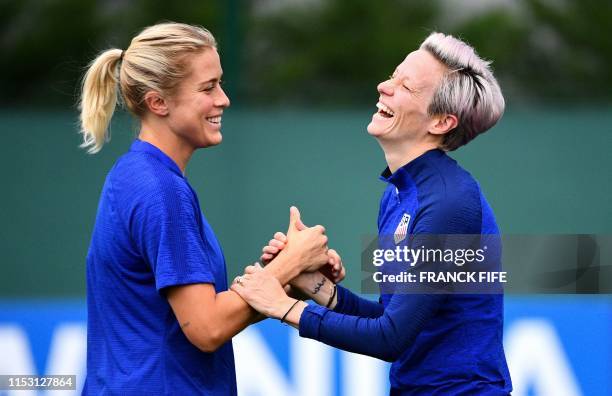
[231,206,345,321]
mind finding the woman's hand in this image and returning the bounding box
[261,231,345,284]
[231,264,295,319]
[322,248,345,283]
[278,207,330,273]
[260,231,288,265]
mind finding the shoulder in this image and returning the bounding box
[414,156,483,234]
[418,154,479,197]
[380,183,397,205]
[108,151,194,212]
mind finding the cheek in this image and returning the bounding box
[400,104,428,123]
[418,103,431,119]
[199,97,215,112]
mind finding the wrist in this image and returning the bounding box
[326,284,338,309]
[290,271,315,290]
[283,245,310,272]
[271,250,304,284]
[273,297,298,320]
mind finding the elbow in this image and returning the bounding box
[197,342,222,353]
[184,327,225,353]
[374,322,417,362]
[378,347,402,363]
[375,334,405,362]
[195,336,223,353]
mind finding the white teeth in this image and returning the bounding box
[376,102,394,117]
[206,116,222,124]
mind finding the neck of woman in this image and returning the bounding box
[138,120,194,174]
[379,137,441,174]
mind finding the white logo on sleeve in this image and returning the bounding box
[394,213,411,244]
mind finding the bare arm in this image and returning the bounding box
[284,271,338,309]
[166,206,329,352]
[167,284,257,352]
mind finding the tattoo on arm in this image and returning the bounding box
[313,277,327,294]
[181,321,191,329]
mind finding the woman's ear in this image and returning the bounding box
[428,114,458,136]
[143,91,169,116]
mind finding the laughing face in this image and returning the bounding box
[165,48,230,149]
[367,49,447,142]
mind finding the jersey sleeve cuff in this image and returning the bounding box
[298,304,329,340]
[332,285,351,313]
[156,272,216,292]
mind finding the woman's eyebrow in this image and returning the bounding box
[198,78,218,87]
[197,74,223,87]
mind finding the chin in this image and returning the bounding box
[367,123,387,138]
[204,139,222,148]
[213,131,223,145]
[366,122,378,136]
[200,131,223,148]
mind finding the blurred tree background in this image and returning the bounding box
[1,0,611,300]
[1,0,610,108]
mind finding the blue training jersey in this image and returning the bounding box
[83,139,237,395]
[299,149,512,395]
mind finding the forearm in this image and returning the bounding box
[263,250,305,285]
[292,272,338,308]
[300,307,401,361]
[279,302,401,361]
[209,289,264,341]
[168,284,261,352]
[291,275,383,317]
[332,285,384,318]
[286,294,445,362]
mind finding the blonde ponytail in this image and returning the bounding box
[79,48,123,154]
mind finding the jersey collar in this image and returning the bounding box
[129,139,184,177]
[379,148,445,190]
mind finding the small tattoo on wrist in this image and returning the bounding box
[181,321,191,329]
[313,277,327,294]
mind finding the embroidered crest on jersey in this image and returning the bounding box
[394,213,411,244]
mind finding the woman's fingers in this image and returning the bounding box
[335,265,346,283]
[244,263,263,274]
[274,232,287,242]
[327,249,340,270]
[269,239,285,249]
[263,245,279,254]
[259,232,287,265]
[325,248,345,283]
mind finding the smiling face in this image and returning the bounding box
[165,48,230,149]
[367,49,448,143]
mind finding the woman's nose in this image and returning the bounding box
[216,86,231,108]
[377,78,394,96]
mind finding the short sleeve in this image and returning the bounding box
[130,177,215,291]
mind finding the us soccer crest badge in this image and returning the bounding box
[394,213,411,244]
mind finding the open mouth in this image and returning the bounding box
[376,102,394,118]
[206,116,222,124]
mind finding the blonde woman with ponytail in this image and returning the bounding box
[80,22,331,395]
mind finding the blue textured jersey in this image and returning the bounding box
[300,149,512,395]
[83,139,237,395]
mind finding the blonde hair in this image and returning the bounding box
[78,22,217,153]
[420,32,505,151]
